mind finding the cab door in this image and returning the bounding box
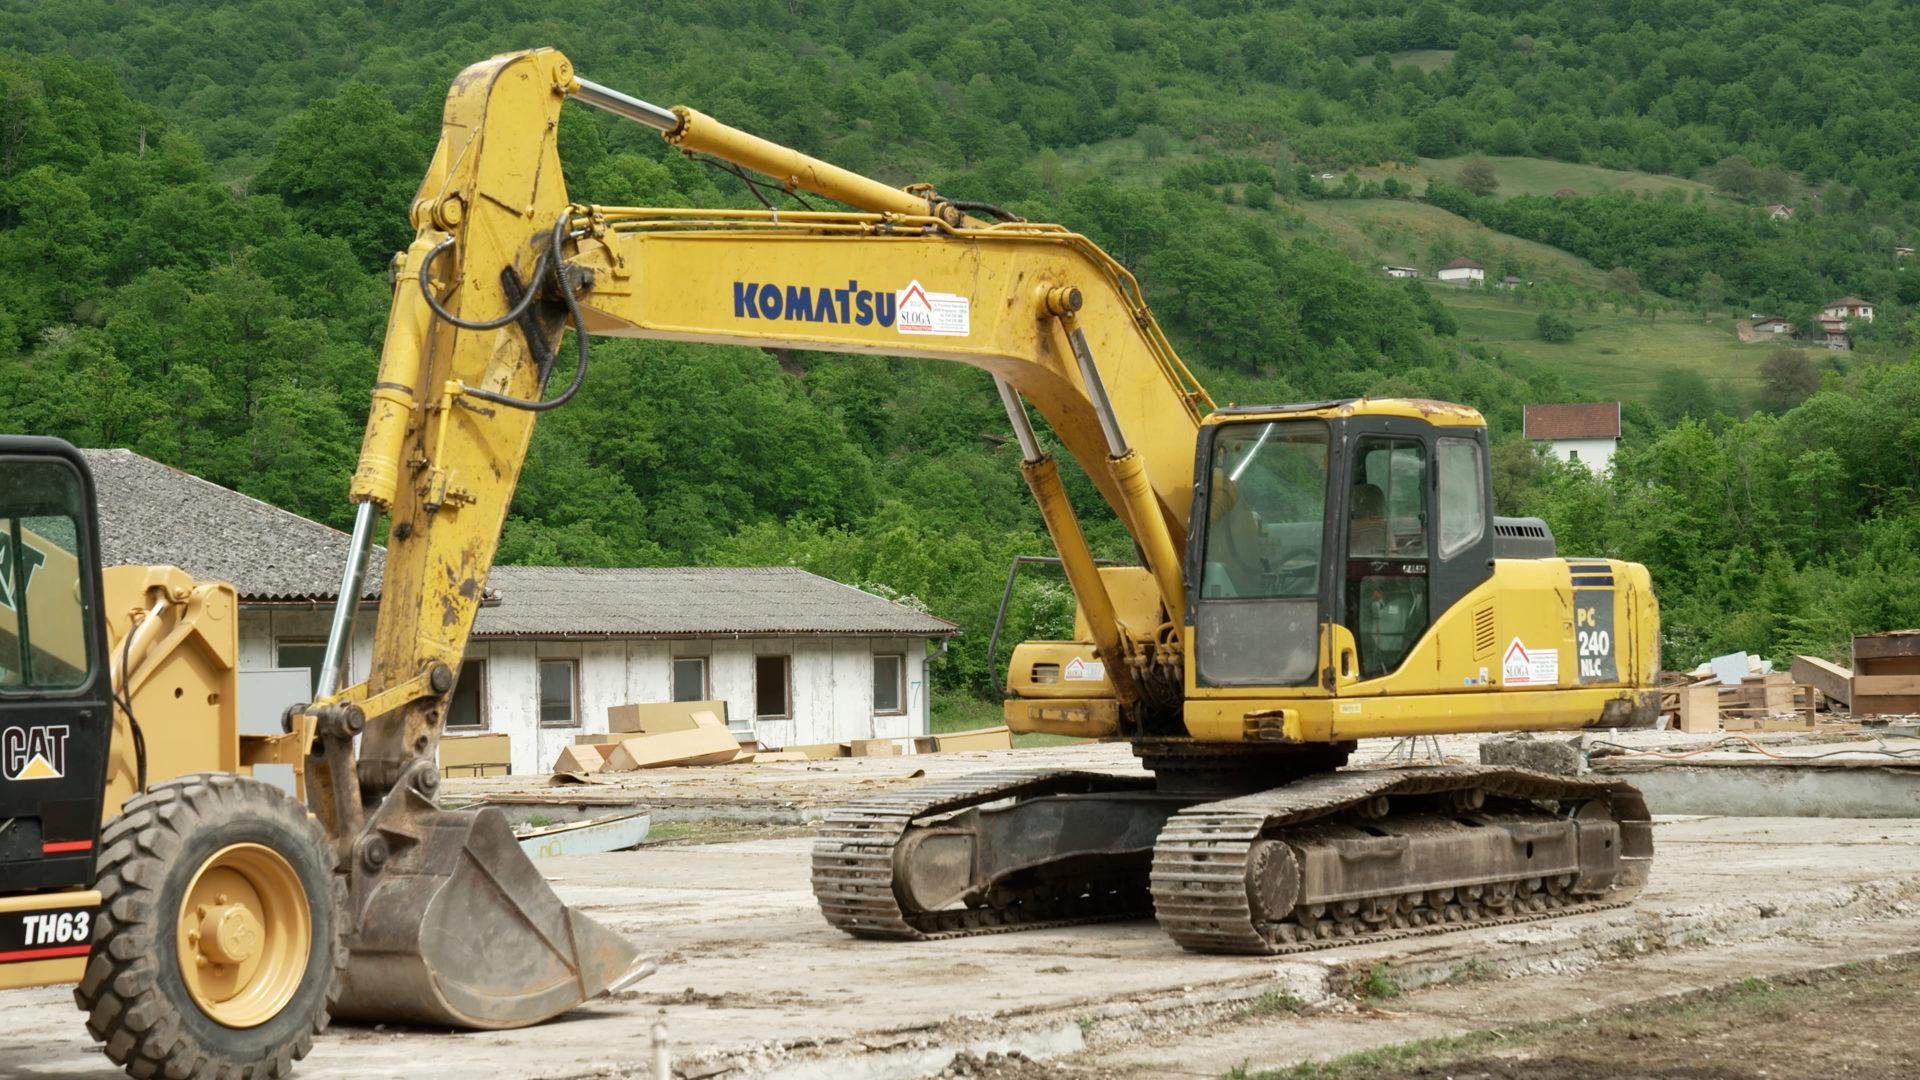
[0,438,114,893]
[1334,418,1495,683]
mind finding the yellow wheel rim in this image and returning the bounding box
[174,843,311,1028]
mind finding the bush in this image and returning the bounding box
[1243,181,1273,209]
[1536,312,1577,342]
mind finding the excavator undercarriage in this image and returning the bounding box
[814,761,1651,955]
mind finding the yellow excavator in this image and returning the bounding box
[3,46,1658,1077]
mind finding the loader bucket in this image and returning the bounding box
[330,798,654,1028]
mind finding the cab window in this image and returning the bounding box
[1436,438,1486,559]
[1346,437,1429,678]
[0,459,95,692]
[1200,422,1329,600]
[1193,421,1329,688]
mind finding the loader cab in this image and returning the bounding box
[1187,400,1494,690]
[0,437,114,891]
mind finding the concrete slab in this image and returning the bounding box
[4,816,1919,1080]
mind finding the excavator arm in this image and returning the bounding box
[299,47,1214,1030]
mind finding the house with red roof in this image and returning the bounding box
[1524,402,1621,473]
[1821,296,1874,323]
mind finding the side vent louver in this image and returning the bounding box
[1472,604,1497,660]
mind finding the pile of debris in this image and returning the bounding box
[1660,630,1920,733]
[550,700,1012,778]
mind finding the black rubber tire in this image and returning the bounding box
[73,773,346,1080]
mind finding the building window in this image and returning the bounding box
[446,660,486,728]
[873,653,905,715]
[672,656,708,702]
[276,640,328,698]
[1567,448,1580,462]
[755,656,790,718]
[539,659,578,727]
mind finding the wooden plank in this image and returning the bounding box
[1790,655,1852,707]
[1852,675,1920,697]
[1853,695,1920,716]
[1852,631,1920,661]
[1676,684,1719,733]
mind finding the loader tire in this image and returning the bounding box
[74,773,345,1080]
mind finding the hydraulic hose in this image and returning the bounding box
[419,215,591,413]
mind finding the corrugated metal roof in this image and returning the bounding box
[473,565,958,638]
[82,448,384,602]
[1523,403,1621,441]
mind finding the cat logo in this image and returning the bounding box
[2,725,68,781]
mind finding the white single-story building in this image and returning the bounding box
[1523,402,1621,473]
[1436,257,1485,284]
[1751,316,1793,334]
[1381,265,1419,279]
[82,450,957,774]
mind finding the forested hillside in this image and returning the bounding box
[4,1,1919,699]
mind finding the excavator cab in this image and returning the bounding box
[1190,400,1495,690]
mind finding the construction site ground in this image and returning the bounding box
[5,730,1919,1080]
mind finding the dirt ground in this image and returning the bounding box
[1262,956,1920,1080]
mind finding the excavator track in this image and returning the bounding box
[1150,766,1652,956]
[812,769,1160,940]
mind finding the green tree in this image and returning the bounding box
[255,83,427,270]
[1758,348,1819,412]
[1457,157,1499,197]
[1651,368,1718,423]
[1486,118,1529,156]
[1535,312,1576,342]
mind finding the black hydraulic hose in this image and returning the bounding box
[945,199,1023,222]
[459,215,591,413]
[416,214,591,413]
[116,622,147,793]
[417,236,549,331]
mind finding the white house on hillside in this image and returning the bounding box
[1822,296,1874,322]
[80,449,957,774]
[1436,257,1485,284]
[1524,403,1621,473]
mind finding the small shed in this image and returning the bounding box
[1381,265,1419,279]
[1523,403,1622,473]
[1750,316,1793,335]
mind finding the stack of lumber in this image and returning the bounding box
[1658,667,1818,733]
[440,732,513,777]
[550,702,1019,776]
[554,704,744,775]
[1851,631,1920,716]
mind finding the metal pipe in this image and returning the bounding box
[1065,325,1129,457]
[994,376,1042,463]
[570,78,680,132]
[111,598,171,692]
[316,501,377,699]
[1060,315,1186,627]
[1019,458,1139,705]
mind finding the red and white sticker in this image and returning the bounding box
[1501,638,1559,686]
[895,280,970,337]
[1063,657,1106,681]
